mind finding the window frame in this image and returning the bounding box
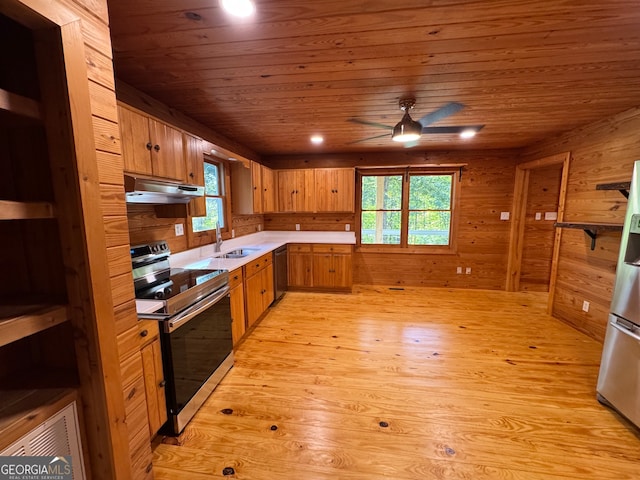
[355,166,461,254]
[188,156,232,246]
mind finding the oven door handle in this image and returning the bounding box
[166,285,230,333]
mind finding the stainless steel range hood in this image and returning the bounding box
[124,174,205,204]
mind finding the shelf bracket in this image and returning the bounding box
[583,229,598,251]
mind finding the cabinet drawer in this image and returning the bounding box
[138,320,160,347]
[244,252,273,278]
[289,244,312,253]
[229,268,243,289]
[313,244,352,254]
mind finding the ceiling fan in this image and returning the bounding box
[348,98,484,147]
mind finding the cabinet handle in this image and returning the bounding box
[190,172,194,178]
[146,142,152,150]
[159,380,167,388]
[140,329,149,337]
[154,144,160,152]
[233,275,239,280]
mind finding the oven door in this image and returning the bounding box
[160,285,233,434]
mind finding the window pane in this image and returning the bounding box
[361,175,402,210]
[408,211,451,245]
[409,175,452,210]
[361,211,401,244]
[192,197,224,232]
[204,162,220,195]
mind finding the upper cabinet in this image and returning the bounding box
[277,169,315,212]
[231,161,276,215]
[183,133,206,217]
[314,168,355,212]
[118,104,186,182]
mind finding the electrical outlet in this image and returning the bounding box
[175,223,184,236]
[257,224,262,231]
[295,223,300,231]
[582,300,590,312]
[465,267,472,274]
[456,267,462,274]
[535,212,542,220]
[500,212,510,221]
[231,229,235,238]
[345,224,351,231]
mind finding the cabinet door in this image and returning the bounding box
[118,105,153,176]
[315,168,355,212]
[288,250,313,287]
[262,263,275,309]
[230,285,246,346]
[277,170,297,212]
[183,133,206,217]
[251,161,263,213]
[297,169,315,212]
[140,339,167,436]
[261,166,276,213]
[245,271,264,328]
[332,253,353,288]
[149,117,185,181]
[312,253,334,288]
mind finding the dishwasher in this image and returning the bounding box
[273,245,288,301]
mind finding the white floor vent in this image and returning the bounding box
[1,401,86,479]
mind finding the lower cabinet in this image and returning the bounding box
[288,244,353,291]
[229,268,246,346]
[244,252,275,328]
[138,320,167,436]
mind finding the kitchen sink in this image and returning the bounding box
[217,248,259,259]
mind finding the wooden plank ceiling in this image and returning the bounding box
[107,0,640,155]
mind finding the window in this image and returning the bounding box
[358,168,458,251]
[192,160,226,232]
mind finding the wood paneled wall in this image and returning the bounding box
[264,213,355,232]
[520,107,640,342]
[266,151,518,289]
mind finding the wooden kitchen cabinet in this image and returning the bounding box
[228,268,246,346]
[138,320,167,436]
[314,168,355,212]
[183,133,207,217]
[244,253,275,328]
[288,244,313,288]
[231,161,276,214]
[119,104,185,181]
[277,169,315,212]
[312,244,353,289]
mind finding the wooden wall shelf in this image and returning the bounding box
[0,304,69,348]
[0,200,56,220]
[596,181,631,198]
[0,88,42,121]
[554,222,623,250]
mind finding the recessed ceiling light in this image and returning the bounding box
[220,0,255,17]
[311,135,324,145]
[460,129,477,139]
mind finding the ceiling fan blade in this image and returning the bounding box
[417,102,465,127]
[348,118,393,130]
[422,125,485,134]
[346,132,391,144]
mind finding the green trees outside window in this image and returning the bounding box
[360,170,454,247]
[192,161,226,233]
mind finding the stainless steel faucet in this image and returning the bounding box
[214,221,223,252]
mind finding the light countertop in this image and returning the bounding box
[170,230,355,271]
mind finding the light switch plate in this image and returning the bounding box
[500,212,510,221]
[545,211,558,221]
[535,212,542,220]
[175,223,184,236]
[582,300,590,312]
[465,267,472,274]
[456,267,462,274]
[345,224,351,231]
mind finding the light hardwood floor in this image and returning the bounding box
[153,286,640,479]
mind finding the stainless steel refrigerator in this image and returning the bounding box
[597,160,640,428]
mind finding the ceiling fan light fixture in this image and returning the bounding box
[220,0,256,17]
[392,112,423,143]
[460,128,477,139]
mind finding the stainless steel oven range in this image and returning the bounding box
[131,240,233,435]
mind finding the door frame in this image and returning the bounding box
[506,152,571,308]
